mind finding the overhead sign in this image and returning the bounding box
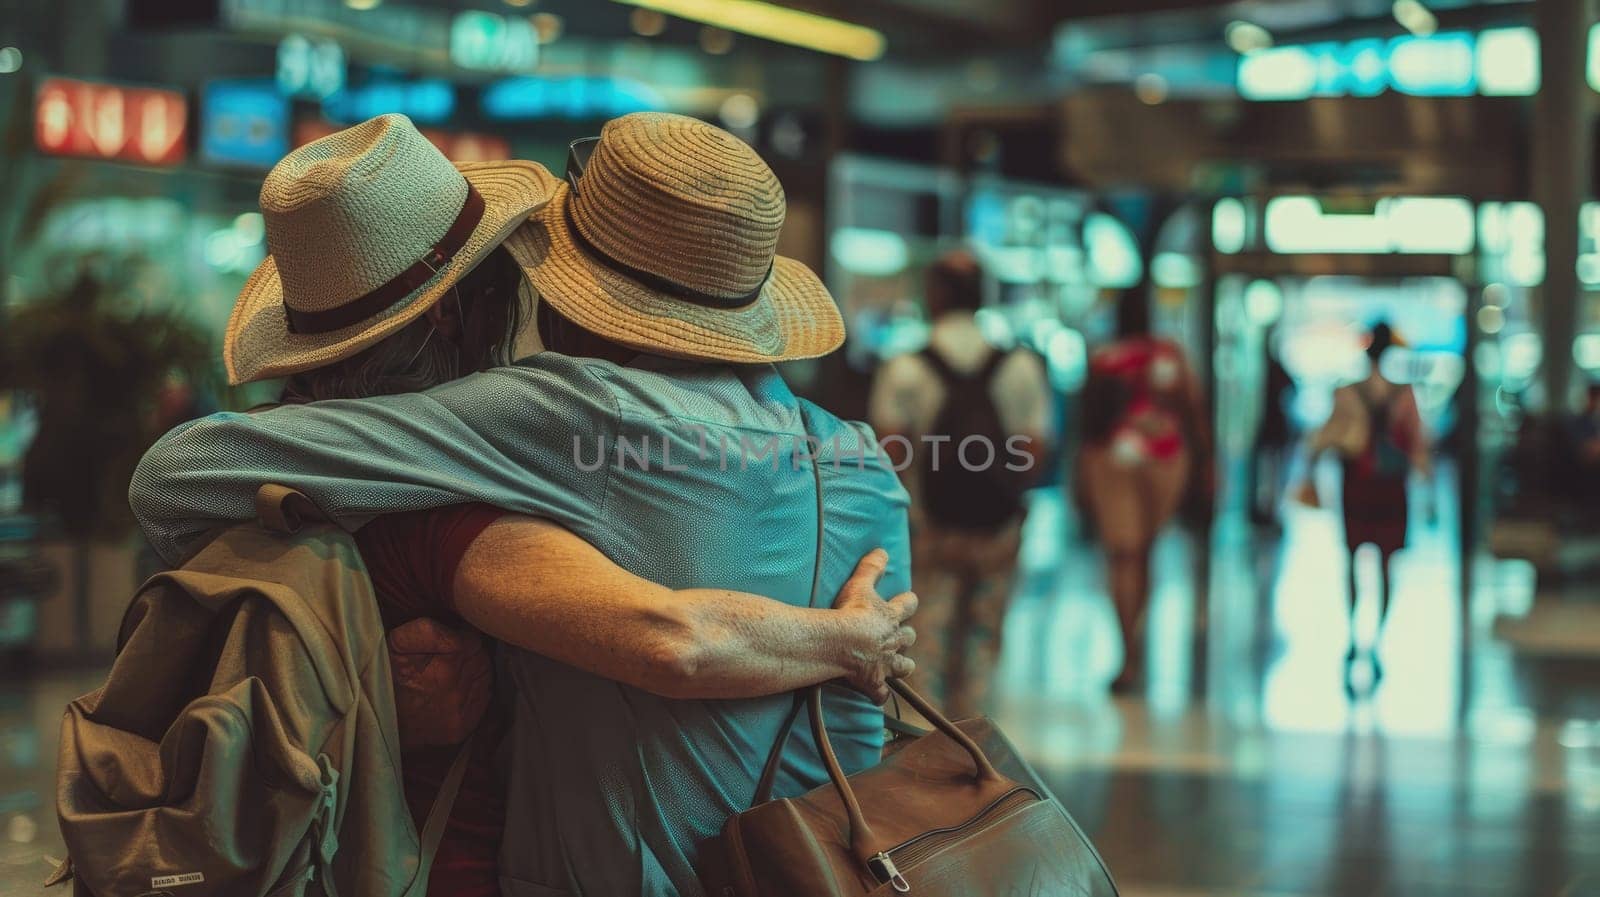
[1238,29,1534,100]
[201,79,291,169]
[34,77,187,166]
[451,11,539,73]
[295,120,509,164]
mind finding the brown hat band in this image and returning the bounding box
[562,202,770,311]
[285,182,487,335]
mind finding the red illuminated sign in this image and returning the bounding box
[295,120,510,164]
[35,78,188,166]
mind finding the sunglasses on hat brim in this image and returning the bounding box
[565,137,599,191]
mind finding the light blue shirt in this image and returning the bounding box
[130,352,912,897]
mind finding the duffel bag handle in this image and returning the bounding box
[750,414,1002,865]
[803,680,1003,865]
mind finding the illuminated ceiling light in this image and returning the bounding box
[1244,280,1284,325]
[1393,0,1437,38]
[699,26,734,54]
[344,0,381,10]
[234,212,266,244]
[1476,304,1506,335]
[1084,213,1142,289]
[1225,21,1272,55]
[1133,72,1168,105]
[0,47,21,74]
[1213,198,1247,254]
[1238,46,1316,100]
[1587,24,1600,92]
[1477,27,1539,96]
[1389,33,1475,96]
[609,0,885,61]
[532,12,564,43]
[718,92,759,129]
[630,8,667,36]
[829,227,908,277]
[504,0,535,6]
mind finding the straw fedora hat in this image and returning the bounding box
[502,112,843,364]
[224,114,558,384]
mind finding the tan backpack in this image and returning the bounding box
[50,485,468,897]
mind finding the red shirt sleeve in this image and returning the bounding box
[354,503,506,629]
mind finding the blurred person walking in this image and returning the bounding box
[1076,293,1210,693]
[1301,322,1430,691]
[868,250,1051,718]
[1252,332,1296,527]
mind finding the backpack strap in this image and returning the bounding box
[255,484,329,534]
[920,346,1006,384]
[406,731,478,896]
[978,347,1009,382]
[919,347,958,383]
[750,412,828,807]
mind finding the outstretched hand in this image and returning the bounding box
[832,548,917,705]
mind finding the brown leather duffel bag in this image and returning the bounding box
[704,679,1119,896]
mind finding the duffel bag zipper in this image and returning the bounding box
[866,787,1040,893]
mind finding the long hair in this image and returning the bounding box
[280,247,527,404]
[536,298,639,365]
[1114,290,1151,339]
[925,250,983,318]
[1366,321,1394,364]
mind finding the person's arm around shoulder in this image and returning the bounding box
[130,360,612,565]
[452,516,919,704]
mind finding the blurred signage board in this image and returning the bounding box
[295,120,509,163]
[220,0,431,46]
[323,80,455,125]
[451,11,538,73]
[277,33,345,99]
[34,78,187,166]
[482,76,666,121]
[201,79,291,169]
[1238,28,1536,100]
[132,1,534,76]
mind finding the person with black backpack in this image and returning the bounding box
[1301,322,1431,695]
[868,250,1051,718]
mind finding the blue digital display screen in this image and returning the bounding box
[201,79,290,169]
[481,76,665,120]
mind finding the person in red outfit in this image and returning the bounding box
[1076,293,1210,693]
[1302,322,1431,693]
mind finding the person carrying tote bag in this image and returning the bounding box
[700,441,1120,897]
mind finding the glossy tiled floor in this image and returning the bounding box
[2,477,1597,896]
[989,474,1600,897]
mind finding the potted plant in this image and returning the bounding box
[0,259,214,660]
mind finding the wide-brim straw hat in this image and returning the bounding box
[502,112,843,364]
[224,114,558,384]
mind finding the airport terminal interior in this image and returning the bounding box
[3,0,1600,895]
